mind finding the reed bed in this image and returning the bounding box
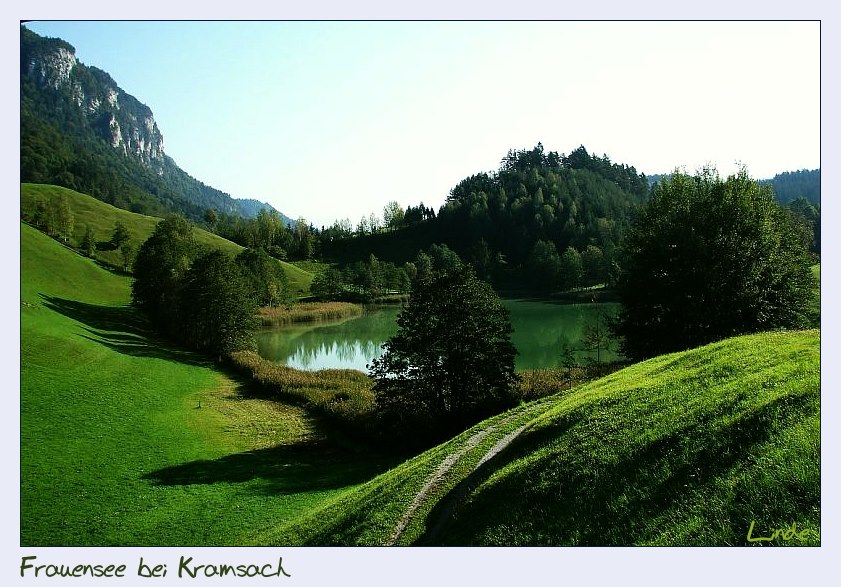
[257,301,364,327]
[517,362,628,401]
[229,350,376,434]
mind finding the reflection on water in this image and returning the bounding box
[255,307,398,371]
[505,300,620,369]
[287,340,386,370]
[255,301,620,372]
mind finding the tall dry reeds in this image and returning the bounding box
[257,302,364,328]
[517,362,627,401]
[228,350,375,434]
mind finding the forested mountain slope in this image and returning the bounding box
[21,26,290,224]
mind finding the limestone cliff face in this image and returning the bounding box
[21,26,283,222]
[21,28,166,172]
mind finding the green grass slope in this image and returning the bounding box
[20,223,385,545]
[267,329,820,546]
[20,211,820,546]
[21,183,313,295]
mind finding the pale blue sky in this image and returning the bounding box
[24,21,820,227]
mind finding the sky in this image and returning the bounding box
[23,20,820,228]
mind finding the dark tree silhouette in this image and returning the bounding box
[614,168,816,360]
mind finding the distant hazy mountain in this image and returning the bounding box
[20,26,291,224]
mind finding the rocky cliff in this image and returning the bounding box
[22,30,166,171]
[20,26,285,222]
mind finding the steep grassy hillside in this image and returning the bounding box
[20,223,387,545]
[267,329,820,546]
[20,183,313,295]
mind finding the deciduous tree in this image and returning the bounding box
[110,221,131,249]
[370,262,519,442]
[614,167,816,360]
[131,215,197,331]
[54,194,74,243]
[559,246,583,290]
[80,225,96,257]
[120,241,134,272]
[235,247,290,307]
[383,201,405,230]
[178,250,257,355]
[311,267,346,300]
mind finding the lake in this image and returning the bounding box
[255,299,620,372]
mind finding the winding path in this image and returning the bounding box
[386,404,543,545]
[386,425,496,545]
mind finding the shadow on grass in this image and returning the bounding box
[420,391,818,546]
[143,440,397,496]
[43,294,404,495]
[41,295,210,366]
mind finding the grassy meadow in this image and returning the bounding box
[265,329,819,546]
[20,183,314,296]
[20,200,820,546]
[20,222,393,545]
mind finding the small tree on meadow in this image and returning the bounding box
[80,225,96,257]
[120,241,135,272]
[204,207,219,232]
[53,194,74,243]
[111,221,131,249]
[370,259,519,442]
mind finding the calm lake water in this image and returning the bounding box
[255,300,620,372]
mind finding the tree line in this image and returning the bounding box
[133,142,820,306]
[762,168,820,206]
[123,164,819,449]
[21,192,138,272]
[310,254,413,302]
[131,215,291,356]
[200,143,651,297]
[318,144,650,292]
[369,165,817,444]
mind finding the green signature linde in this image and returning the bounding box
[746,520,820,544]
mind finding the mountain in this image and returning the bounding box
[20,26,291,224]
